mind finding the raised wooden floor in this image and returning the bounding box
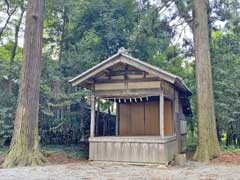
[89,136,178,164]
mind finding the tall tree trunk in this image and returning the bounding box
[192,0,220,161]
[3,0,46,167]
[8,5,25,94]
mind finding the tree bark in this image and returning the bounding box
[192,0,220,161]
[3,0,46,167]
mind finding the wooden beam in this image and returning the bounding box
[104,69,112,80]
[90,94,96,137]
[115,102,119,136]
[104,69,111,73]
[124,64,128,80]
[84,79,92,83]
[72,58,121,86]
[160,90,164,138]
[105,69,145,76]
[94,77,160,84]
[120,55,176,83]
[143,72,147,78]
[172,92,176,135]
[94,88,161,98]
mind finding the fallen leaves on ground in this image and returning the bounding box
[211,152,240,165]
[46,153,81,164]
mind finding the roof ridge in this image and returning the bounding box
[68,49,191,95]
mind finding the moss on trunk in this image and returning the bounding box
[3,136,47,167]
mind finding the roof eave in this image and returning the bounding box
[68,52,121,86]
[68,52,192,96]
[174,78,192,96]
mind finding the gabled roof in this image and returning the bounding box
[69,48,192,96]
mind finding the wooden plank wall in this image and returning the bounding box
[119,99,173,136]
[119,103,130,135]
[145,101,159,135]
[131,102,145,135]
[164,100,173,136]
[95,81,161,90]
[89,137,178,163]
[94,80,175,100]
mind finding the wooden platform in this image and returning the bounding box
[89,136,178,164]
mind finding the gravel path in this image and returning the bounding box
[0,161,239,180]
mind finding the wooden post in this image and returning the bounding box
[95,99,100,136]
[90,94,96,138]
[115,102,119,136]
[173,91,179,135]
[160,90,164,138]
[174,91,182,152]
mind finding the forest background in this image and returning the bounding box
[0,0,240,151]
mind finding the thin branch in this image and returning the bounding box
[50,121,65,131]
[174,24,188,44]
[0,0,18,39]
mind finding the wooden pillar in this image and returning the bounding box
[95,101,100,136]
[90,94,96,138]
[115,102,119,136]
[173,91,179,135]
[174,91,182,152]
[160,90,164,138]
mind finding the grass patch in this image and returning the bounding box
[220,144,240,153]
[42,144,88,160]
[0,146,8,156]
[186,133,197,153]
[0,144,88,160]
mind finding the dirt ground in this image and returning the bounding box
[0,161,240,180]
[211,152,240,165]
[0,152,239,180]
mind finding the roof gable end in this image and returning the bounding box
[68,48,192,96]
[69,53,178,85]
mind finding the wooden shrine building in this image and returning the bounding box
[69,48,192,163]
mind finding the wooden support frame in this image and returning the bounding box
[115,102,119,135]
[94,88,162,98]
[94,77,160,84]
[90,94,96,137]
[172,90,178,136]
[70,49,192,164]
[160,90,164,138]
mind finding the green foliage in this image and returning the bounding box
[42,144,88,160]
[220,144,240,153]
[0,43,20,145]
[0,0,195,146]
[37,0,187,145]
[211,31,240,133]
[0,146,8,156]
[0,87,17,146]
[0,42,22,78]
